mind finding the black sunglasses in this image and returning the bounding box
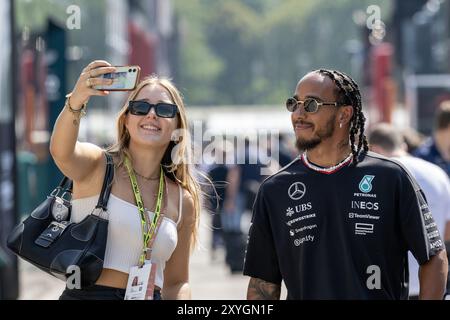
[286,97,342,114]
[128,100,178,118]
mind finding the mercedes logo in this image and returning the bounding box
[288,182,306,200]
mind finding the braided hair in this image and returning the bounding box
[315,69,369,166]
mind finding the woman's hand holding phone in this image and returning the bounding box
[69,60,117,110]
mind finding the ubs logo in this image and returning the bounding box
[288,182,306,201]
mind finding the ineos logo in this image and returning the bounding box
[288,182,306,201]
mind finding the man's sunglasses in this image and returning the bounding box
[128,100,178,118]
[286,97,342,114]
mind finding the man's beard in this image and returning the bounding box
[295,114,336,151]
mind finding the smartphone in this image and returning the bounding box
[94,66,141,91]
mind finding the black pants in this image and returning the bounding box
[59,285,162,300]
[222,231,246,273]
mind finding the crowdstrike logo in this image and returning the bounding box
[286,213,316,227]
[288,182,306,201]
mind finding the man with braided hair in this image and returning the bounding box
[243,69,448,300]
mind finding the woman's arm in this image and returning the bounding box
[162,190,196,299]
[49,60,116,182]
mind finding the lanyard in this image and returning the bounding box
[124,157,164,266]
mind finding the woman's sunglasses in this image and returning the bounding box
[286,97,342,114]
[128,100,178,118]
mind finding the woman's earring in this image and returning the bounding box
[339,123,343,129]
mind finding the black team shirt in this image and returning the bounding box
[243,152,444,299]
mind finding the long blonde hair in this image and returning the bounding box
[107,75,202,247]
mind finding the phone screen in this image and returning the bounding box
[94,66,140,91]
[103,72,128,90]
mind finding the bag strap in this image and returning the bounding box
[95,152,114,210]
[51,177,72,200]
[57,176,69,189]
[53,176,71,192]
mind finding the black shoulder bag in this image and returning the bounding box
[7,153,114,288]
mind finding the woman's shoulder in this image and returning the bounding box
[72,149,111,197]
[168,179,195,219]
[180,186,196,224]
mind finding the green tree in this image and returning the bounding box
[173,0,224,105]
[174,0,391,106]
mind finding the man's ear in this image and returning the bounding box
[339,105,354,124]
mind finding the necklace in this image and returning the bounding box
[133,170,161,181]
[301,151,353,174]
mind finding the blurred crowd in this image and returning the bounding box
[202,134,296,273]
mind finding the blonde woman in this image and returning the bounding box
[51,60,201,300]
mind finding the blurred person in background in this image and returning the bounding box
[402,127,425,154]
[205,140,234,262]
[414,101,450,177]
[369,123,450,299]
[244,69,447,300]
[277,133,296,167]
[222,138,269,273]
[50,60,201,300]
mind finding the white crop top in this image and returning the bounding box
[70,185,183,289]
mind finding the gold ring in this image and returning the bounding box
[86,78,92,88]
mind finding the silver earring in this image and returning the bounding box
[339,123,343,129]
